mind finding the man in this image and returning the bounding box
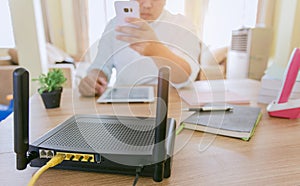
[79,0,200,96]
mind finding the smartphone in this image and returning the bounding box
[114,1,140,27]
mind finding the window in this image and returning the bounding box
[203,0,258,47]
[0,0,15,48]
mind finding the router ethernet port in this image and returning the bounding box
[39,150,47,158]
[47,150,54,158]
[39,149,54,159]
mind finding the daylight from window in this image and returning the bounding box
[0,0,15,48]
[203,0,258,47]
[1,0,257,51]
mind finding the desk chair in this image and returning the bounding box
[198,42,227,80]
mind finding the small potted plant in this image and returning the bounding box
[33,68,67,109]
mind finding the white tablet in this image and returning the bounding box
[97,86,155,103]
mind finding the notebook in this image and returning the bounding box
[97,86,155,103]
[179,104,262,141]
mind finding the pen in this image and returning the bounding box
[183,105,233,112]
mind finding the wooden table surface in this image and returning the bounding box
[1,79,300,186]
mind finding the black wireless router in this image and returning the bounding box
[13,67,176,182]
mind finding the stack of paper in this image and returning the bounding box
[258,64,300,104]
[179,80,250,106]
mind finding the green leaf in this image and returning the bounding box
[32,68,67,94]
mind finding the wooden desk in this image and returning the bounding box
[1,79,300,185]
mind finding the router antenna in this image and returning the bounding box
[153,66,170,182]
[13,68,30,170]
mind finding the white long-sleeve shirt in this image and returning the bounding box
[88,10,200,88]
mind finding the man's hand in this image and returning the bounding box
[115,17,160,56]
[115,17,192,83]
[78,69,108,97]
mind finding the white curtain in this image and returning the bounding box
[72,0,89,61]
[41,0,89,61]
[185,0,209,41]
[256,0,277,27]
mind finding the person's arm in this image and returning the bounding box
[144,42,191,83]
[115,17,191,83]
[78,69,108,97]
[78,20,115,97]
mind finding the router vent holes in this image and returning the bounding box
[41,117,155,153]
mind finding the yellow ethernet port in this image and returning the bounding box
[56,152,95,163]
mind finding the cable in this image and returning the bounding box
[132,166,143,186]
[28,154,65,186]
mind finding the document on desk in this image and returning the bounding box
[180,104,262,141]
[179,81,250,106]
